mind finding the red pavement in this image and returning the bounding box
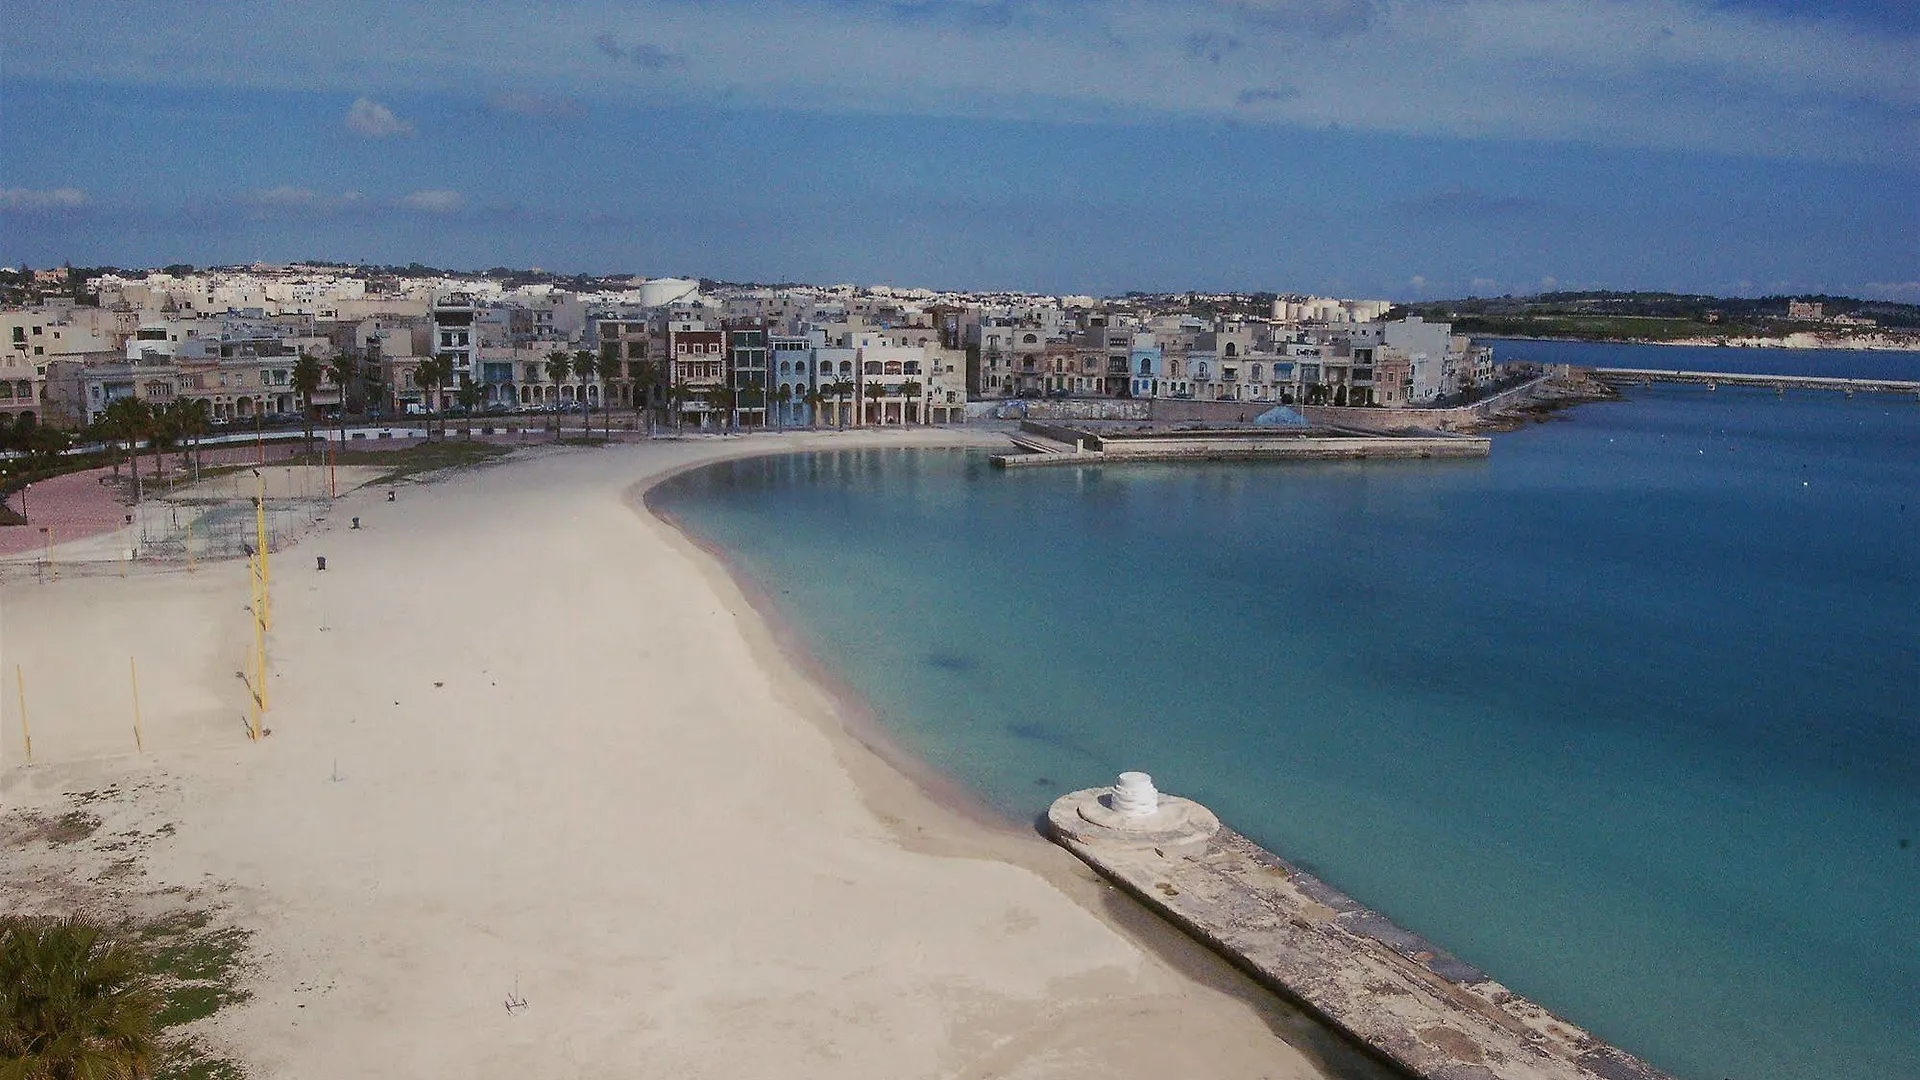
[0,465,132,556]
[0,440,373,556]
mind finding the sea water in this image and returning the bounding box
[651,348,1920,1080]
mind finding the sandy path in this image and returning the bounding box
[1,429,1380,1080]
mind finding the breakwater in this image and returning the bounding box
[1050,778,1674,1080]
[1588,367,1920,396]
[992,422,1490,468]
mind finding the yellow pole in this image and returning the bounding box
[256,477,271,632]
[16,664,29,764]
[130,656,145,754]
[252,551,268,721]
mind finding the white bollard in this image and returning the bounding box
[1111,771,1160,817]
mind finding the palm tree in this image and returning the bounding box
[771,384,793,430]
[801,387,826,429]
[411,354,452,440]
[290,352,324,458]
[575,349,603,440]
[0,917,163,1079]
[706,384,737,433]
[147,403,180,489]
[864,381,886,426]
[900,380,923,425]
[830,379,855,429]
[455,374,483,439]
[543,351,572,438]
[325,354,355,449]
[173,397,211,482]
[571,351,598,440]
[669,382,699,434]
[100,397,152,503]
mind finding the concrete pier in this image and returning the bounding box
[992,422,1490,468]
[1049,778,1674,1080]
[1589,367,1920,396]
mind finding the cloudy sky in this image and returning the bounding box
[1,0,1914,299]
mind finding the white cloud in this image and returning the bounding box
[398,189,465,213]
[0,187,88,210]
[1861,281,1920,301]
[6,2,1916,164]
[345,97,414,138]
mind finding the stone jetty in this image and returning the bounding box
[1048,776,1674,1080]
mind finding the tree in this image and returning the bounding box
[571,351,598,440]
[455,374,483,439]
[900,380,923,425]
[100,397,152,503]
[575,349,604,440]
[828,378,855,429]
[666,382,691,434]
[0,917,163,1080]
[706,384,737,432]
[801,387,826,429]
[146,403,179,488]
[770,384,792,431]
[170,398,211,481]
[411,354,453,440]
[290,352,324,458]
[864,381,886,425]
[325,355,355,450]
[543,351,572,437]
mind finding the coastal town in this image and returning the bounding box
[0,264,1507,440]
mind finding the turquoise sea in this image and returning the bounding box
[651,342,1920,1080]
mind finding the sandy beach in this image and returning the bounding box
[0,427,1383,1079]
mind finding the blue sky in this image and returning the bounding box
[1,0,1914,300]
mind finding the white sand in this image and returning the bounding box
[0,430,1363,1080]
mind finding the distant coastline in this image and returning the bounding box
[1482,332,1920,352]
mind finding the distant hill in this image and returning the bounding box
[1399,291,1920,342]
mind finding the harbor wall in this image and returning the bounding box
[1048,786,1675,1080]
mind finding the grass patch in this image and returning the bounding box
[163,1037,249,1080]
[0,809,102,846]
[1,912,254,1078]
[136,910,254,1077]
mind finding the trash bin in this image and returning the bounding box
[316,556,327,571]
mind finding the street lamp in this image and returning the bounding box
[18,482,27,524]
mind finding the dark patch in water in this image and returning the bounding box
[1007,723,1100,764]
[924,651,978,673]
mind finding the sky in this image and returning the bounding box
[1,0,1915,300]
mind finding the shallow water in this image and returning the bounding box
[653,355,1920,1080]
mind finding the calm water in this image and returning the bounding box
[652,346,1920,1080]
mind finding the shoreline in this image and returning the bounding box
[2,427,1394,1080]
[1482,332,1920,353]
[630,432,1401,1077]
[633,433,1032,841]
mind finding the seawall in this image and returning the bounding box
[993,423,1490,468]
[1049,783,1674,1080]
